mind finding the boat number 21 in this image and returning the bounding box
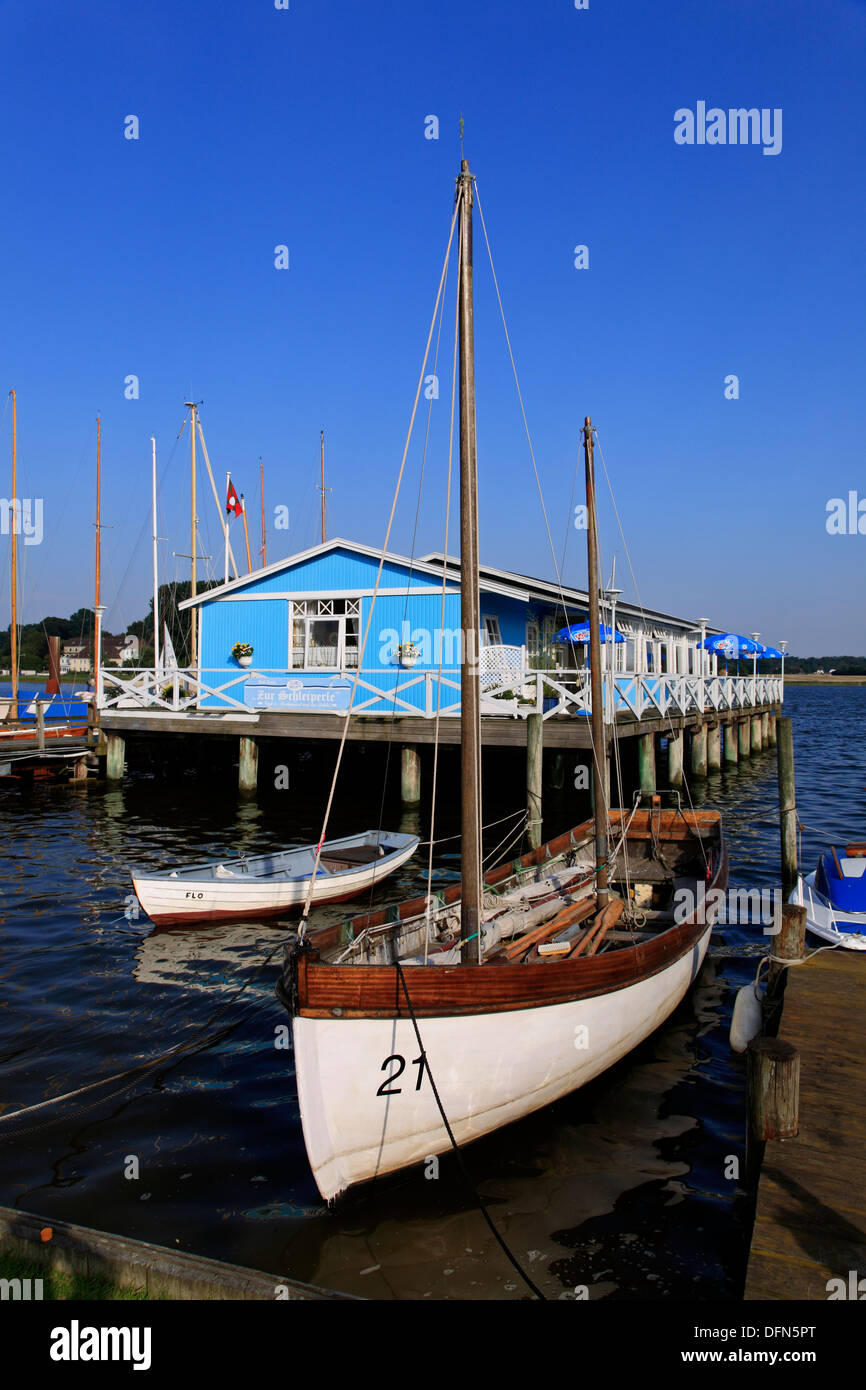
[377,1054,426,1096]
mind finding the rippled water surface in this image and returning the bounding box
[1,686,863,1299]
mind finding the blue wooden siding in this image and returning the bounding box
[225,546,420,596]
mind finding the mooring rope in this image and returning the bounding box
[393,958,546,1300]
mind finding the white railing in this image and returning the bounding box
[98,665,783,721]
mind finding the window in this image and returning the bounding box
[526,620,539,662]
[483,615,502,646]
[290,598,362,669]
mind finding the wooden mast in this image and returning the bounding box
[186,402,198,665]
[241,495,253,573]
[457,158,483,965]
[320,430,326,542]
[259,458,266,566]
[584,416,609,907]
[94,416,101,677]
[151,436,161,675]
[8,389,18,718]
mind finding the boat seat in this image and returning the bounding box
[324,844,386,866]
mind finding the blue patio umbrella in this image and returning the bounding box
[555,622,625,644]
[701,633,762,660]
[758,644,784,660]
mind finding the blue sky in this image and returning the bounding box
[1,0,864,652]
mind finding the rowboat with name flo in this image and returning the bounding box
[131,830,419,926]
[275,158,728,1203]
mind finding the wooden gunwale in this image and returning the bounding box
[295,811,727,1019]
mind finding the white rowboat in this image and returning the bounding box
[132,829,419,927]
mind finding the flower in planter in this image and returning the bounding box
[232,642,254,660]
[398,642,419,661]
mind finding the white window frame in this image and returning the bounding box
[482,615,502,646]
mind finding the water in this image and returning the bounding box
[0,687,863,1299]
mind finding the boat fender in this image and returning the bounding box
[730,983,763,1053]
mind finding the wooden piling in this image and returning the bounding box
[690,723,708,778]
[400,744,421,805]
[550,752,565,791]
[238,735,258,794]
[724,720,739,765]
[667,729,684,789]
[707,722,721,773]
[637,731,656,793]
[751,715,762,752]
[747,1036,800,1141]
[35,699,45,751]
[761,711,769,747]
[738,719,751,759]
[768,712,777,746]
[767,903,806,999]
[105,732,125,782]
[72,756,89,782]
[526,712,543,850]
[777,716,798,900]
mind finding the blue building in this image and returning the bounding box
[177,539,712,717]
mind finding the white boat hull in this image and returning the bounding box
[790,875,866,951]
[293,923,712,1201]
[133,836,419,926]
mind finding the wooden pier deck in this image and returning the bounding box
[745,949,866,1300]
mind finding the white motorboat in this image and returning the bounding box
[790,842,866,951]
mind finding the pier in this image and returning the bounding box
[745,949,866,1300]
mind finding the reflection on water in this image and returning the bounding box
[0,688,863,1298]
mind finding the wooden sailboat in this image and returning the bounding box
[276,161,727,1203]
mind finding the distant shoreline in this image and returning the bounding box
[783,674,866,685]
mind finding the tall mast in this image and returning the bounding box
[457,159,483,965]
[260,457,266,566]
[95,415,101,675]
[319,430,326,542]
[151,436,160,674]
[8,389,17,716]
[186,402,198,665]
[241,495,252,573]
[584,416,608,907]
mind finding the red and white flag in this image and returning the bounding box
[226,479,243,518]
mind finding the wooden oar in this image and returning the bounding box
[500,897,597,962]
[572,898,625,959]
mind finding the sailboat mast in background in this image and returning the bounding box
[8,389,18,717]
[186,402,198,666]
[259,458,266,567]
[583,416,609,908]
[319,431,326,542]
[151,437,160,675]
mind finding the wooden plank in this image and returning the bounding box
[745,953,866,1301]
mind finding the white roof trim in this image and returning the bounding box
[179,538,526,609]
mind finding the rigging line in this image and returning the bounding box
[473,184,603,799]
[296,198,460,936]
[393,958,546,1300]
[368,218,454,922]
[425,247,460,963]
[418,806,526,848]
[593,429,709,871]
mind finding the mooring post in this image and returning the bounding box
[690,723,708,778]
[238,735,258,795]
[526,712,543,850]
[550,752,565,791]
[400,744,421,805]
[747,1036,800,1142]
[35,698,45,751]
[72,756,89,782]
[777,715,798,900]
[767,902,807,1002]
[707,723,721,773]
[724,719,738,765]
[768,712,777,747]
[738,719,751,759]
[751,715,762,752]
[637,731,656,793]
[667,729,684,789]
[105,732,125,782]
[761,712,769,748]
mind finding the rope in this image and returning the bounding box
[393,959,546,1300]
[296,199,460,939]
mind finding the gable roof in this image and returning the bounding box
[178,538,527,609]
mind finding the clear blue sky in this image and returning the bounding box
[1,0,864,653]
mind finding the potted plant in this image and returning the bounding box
[232,641,254,668]
[397,641,419,669]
